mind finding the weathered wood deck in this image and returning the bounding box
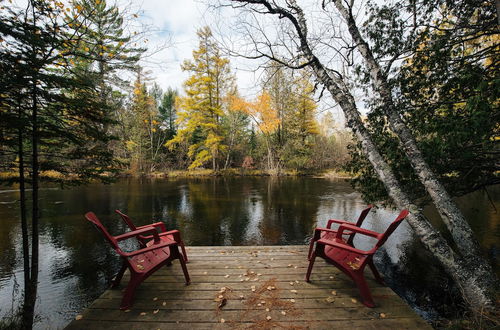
[65,245,431,329]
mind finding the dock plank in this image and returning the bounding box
[65,245,431,329]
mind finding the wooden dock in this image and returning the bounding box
[65,245,431,329]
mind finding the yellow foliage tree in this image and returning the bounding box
[166,27,233,170]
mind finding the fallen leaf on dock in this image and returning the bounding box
[162,302,166,306]
[380,313,387,318]
[75,315,83,320]
[281,311,286,315]
[140,312,147,316]
[290,289,297,294]
[124,309,131,313]
[220,318,225,323]
[266,316,272,321]
[153,309,159,314]
[351,298,358,303]
[325,297,335,303]
[218,298,227,309]
[153,297,158,301]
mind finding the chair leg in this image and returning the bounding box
[120,275,142,310]
[368,260,385,285]
[353,273,375,308]
[178,248,191,285]
[180,240,189,262]
[305,251,316,282]
[307,239,315,261]
[111,262,127,288]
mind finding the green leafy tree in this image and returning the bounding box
[347,0,499,203]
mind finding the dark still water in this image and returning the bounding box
[0,177,498,329]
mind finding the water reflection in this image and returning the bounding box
[0,178,497,329]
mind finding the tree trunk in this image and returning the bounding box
[332,0,495,292]
[18,102,31,327]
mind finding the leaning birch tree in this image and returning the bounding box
[216,0,497,310]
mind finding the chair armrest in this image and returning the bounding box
[315,227,354,238]
[326,219,351,229]
[117,238,177,257]
[136,222,167,233]
[141,230,182,242]
[337,224,381,240]
[114,227,160,243]
[317,238,373,255]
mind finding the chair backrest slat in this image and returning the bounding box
[85,212,119,249]
[375,209,409,249]
[115,210,137,231]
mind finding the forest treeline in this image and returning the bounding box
[110,27,351,175]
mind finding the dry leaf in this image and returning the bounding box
[266,316,272,321]
[295,280,299,284]
[351,298,358,303]
[220,318,226,323]
[203,271,208,275]
[225,266,229,269]
[124,309,131,313]
[260,301,265,304]
[153,297,158,301]
[290,289,298,294]
[331,290,337,296]
[265,308,270,312]
[380,313,387,318]
[257,273,262,276]
[136,264,144,270]
[153,309,159,314]
[289,282,294,286]
[140,312,147,316]
[326,297,335,303]
[257,303,262,307]
[239,295,244,299]
[218,298,227,309]
[290,299,295,303]
[162,302,166,306]
[75,315,83,320]
[281,311,286,315]
[224,275,230,278]
[287,264,292,267]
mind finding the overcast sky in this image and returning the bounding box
[135,0,260,97]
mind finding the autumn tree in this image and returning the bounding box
[230,92,280,172]
[167,27,235,171]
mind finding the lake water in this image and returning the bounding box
[0,177,498,329]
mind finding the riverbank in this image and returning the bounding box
[123,168,353,179]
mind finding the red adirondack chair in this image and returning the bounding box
[307,205,373,260]
[85,212,190,309]
[115,210,188,262]
[306,209,409,307]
